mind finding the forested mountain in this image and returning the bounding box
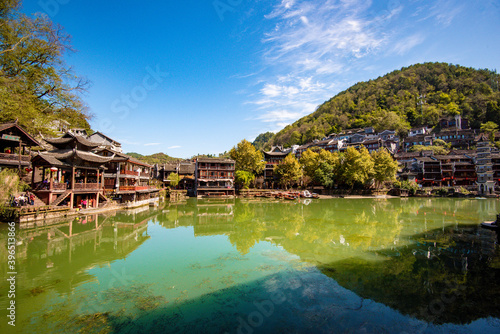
[255,63,500,150]
[126,152,181,165]
[0,0,91,136]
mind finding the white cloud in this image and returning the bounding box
[247,0,405,132]
[168,145,181,149]
[392,34,425,55]
[421,0,464,27]
[144,143,161,146]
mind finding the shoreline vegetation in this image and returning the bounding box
[2,186,488,224]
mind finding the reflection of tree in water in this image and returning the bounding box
[319,226,500,324]
[229,202,266,255]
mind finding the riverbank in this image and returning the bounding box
[2,197,161,224]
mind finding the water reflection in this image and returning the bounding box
[1,198,499,332]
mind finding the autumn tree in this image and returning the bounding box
[0,0,91,134]
[274,153,302,190]
[480,121,499,143]
[229,139,265,175]
[371,148,399,189]
[341,146,374,189]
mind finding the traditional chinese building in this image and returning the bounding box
[31,132,113,208]
[93,148,157,203]
[0,121,40,172]
[263,146,291,187]
[195,158,235,197]
[87,131,123,152]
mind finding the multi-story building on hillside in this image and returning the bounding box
[195,158,235,197]
[94,148,157,203]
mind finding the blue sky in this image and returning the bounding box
[22,0,500,158]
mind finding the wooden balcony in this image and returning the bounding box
[121,170,139,176]
[0,152,31,161]
[119,186,155,192]
[74,183,102,191]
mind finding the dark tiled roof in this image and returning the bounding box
[394,152,421,159]
[197,158,235,163]
[44,132,99,149]
[179,162,195,174]
[75,150,115,163]
[0,122,41,147]
[93,148,151,167]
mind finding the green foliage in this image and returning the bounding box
[252,132,274,150]
[314,161,335,188]
[341,146,374,188]
[480,121,499,142]
[392,180,420,196]
[371,148,399,188]
[0,0,91,135]
[0,168,20,206]
[167,173,180,188]
[433,139,451,149]
[229,139,265,175]
[409,145,449,155]
[258,63,500,148]
[273,154,303,190]
[125,152,181,165]
[300,148,340,187]
[235,170,255,189]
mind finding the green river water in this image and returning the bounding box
[1,197,500,333]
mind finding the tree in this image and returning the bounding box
[409,145,449,155]
[0,0,91,135]
[167,173,180,188]
[371,148,399,189]
[0,169,18,203]
[480,121,499,142]
[273,153,303,190]
[229,140,265,175]
[342,146,374,189]
[314,161,335,188]
[299,148,319,180]
[235,170,255,189]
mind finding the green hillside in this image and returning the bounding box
[126,152,181,165]
[255,62,499,149]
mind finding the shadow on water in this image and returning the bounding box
[318,225,500,325]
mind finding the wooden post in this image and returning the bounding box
[31,166,35,188]
[71,167,75,190]
[18,140,22,174]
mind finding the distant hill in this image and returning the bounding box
[126,152,181,165]
[254,62,500,150]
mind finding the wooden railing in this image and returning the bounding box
[0,152,30,162]
[74,183,102,190]
[119,186,155,191]
[121,170,139,176]
[52,183,67,190]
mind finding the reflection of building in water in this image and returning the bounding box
[194,201,235,237]
[5,212,152,295]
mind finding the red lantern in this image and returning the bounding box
[50,167,58,172]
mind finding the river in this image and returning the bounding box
[1,197,499,333]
